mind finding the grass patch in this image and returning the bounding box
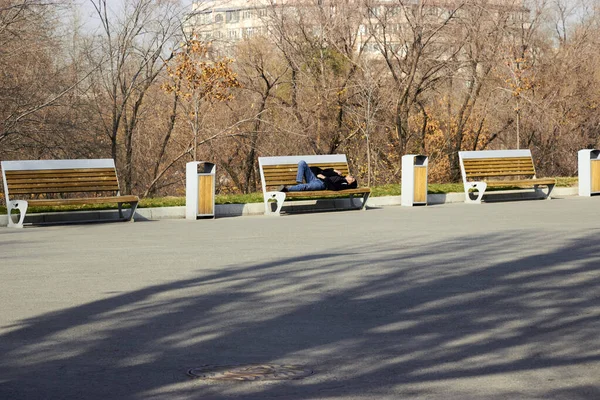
[361,182,464,197]
[556,176,578,187]
[0,177,579,215]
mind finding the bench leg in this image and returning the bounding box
[348,193,370,210]
[7,200,28,228]
[533,184,555,200]
[361,192,371,210]
[464,182,487,204]
[126,201,139,221]
[350,192,370,210]
[264,192,285,216]
[117,201,138,222]
[545,184,555,199]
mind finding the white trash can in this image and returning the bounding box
[186,161,216,219]
[578,149,600,197]
[401,154,428,206]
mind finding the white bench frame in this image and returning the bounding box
[1,159,138,228]
[458,149,555,204]
[258,154,370,215]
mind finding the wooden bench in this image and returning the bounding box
[258,155,371,215]
[1,159,139,228]
[458,149,556,203]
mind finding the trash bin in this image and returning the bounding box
[186,161,216,219]
[578,149,600,196]
[401,154,428,206]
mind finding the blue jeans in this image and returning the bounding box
[287,161,326,191]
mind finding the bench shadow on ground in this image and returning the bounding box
[467,187,555,203]
[276,197,372,214]
[1,230,600,399]
[11,208,142,227]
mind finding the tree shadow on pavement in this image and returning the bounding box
[1,230,600,399]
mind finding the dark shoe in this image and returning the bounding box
[277,185,288,192]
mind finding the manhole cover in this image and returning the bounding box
[187,364,313,381]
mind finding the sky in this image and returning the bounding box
[74,0,196,32]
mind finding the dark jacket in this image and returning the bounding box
[310,167,358,191]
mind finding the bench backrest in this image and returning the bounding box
[258,155,351,193]
[1,159,121,200]
[458,149,537,184]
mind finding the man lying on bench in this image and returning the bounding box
[279,160,358,192]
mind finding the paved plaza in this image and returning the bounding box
[1,197,600,399]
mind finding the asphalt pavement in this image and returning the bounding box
[1,197,599,399]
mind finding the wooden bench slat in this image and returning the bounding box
[263,164,349,169]
[6,173,117,180]
[263,171,350,178]
[263,163,349,169]
[27,196,139,207]
[464,165,534,170]
[464,163,535,169]
[263,166,351,172]
[485,179,556,187]
[464,166,534,170]
[466,173,536,178]
[463,160,534,165]
[463,162,534,168]
[463,162,534,169]
[284,188,371,198]
[465,170,536,177]
[6,179,117,186]
[6,174,117,182]
[262,171,350,179]
[9,185,121,195]
[7,177,118,187]
[7,174,118,182]
[462,157,532,163]
[463,161,534,167]
[4,168,116,176]
[463,159,532,163]
[264,180,305,186]
[464,164,535,169]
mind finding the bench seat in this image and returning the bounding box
[258,155,371,215]
[282,188,371,199]
[484,178,557,187]
[23,195,140,207]
[458,150,556,203]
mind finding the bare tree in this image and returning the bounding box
[233,38,288,192]
[0,1,80,151]
[366,0,465,161]
[266,0,367,154]
[442,0,524,178]
[87,0,182,194]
